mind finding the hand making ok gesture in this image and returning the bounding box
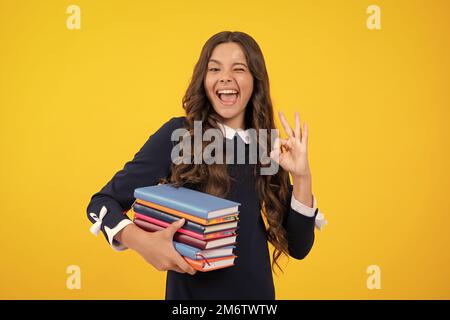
[270,111,311,178]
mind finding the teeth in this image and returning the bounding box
[217,89,238,94]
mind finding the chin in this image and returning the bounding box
[214,106,241,120]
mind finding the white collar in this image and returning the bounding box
[217,122,251,144]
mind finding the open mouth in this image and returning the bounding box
[215,89,239,106]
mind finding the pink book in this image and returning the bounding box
[133,212,237,240]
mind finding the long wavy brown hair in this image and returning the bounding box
[163,31,291,272]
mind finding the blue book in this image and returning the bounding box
[134,184,240,219]
[173,241,236,260]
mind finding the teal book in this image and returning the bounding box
[134,184,240,219]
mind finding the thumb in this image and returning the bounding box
[165,218,185,238]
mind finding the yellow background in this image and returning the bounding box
[1,0,449,299]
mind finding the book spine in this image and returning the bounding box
[173,241,199,260]
[134,189,209,218]
[135,199,209,224]
[133,212,207,240]
[134,218,207,249]
[184,256,237,272]
[133,203,205,233]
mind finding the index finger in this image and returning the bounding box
[294,112,302,141]
[278,111,294,138]
[173,252,196,275]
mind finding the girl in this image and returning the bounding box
[87,31,325,299]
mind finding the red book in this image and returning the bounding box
[133,218,237,250]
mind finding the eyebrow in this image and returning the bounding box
[208,59,248,67]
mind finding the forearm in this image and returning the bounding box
[292,173,313,207]
[284,176,316,260]
[114,223,145,250]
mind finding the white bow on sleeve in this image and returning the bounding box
[89,205,108,236]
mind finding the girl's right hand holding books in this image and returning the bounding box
[115,218,197,275]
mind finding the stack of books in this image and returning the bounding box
[131,184,240,272]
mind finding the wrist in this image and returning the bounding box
[292,172,312,182]
[115,223,144,250]
[292,173,313,207]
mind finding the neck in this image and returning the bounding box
[220,114,245,130]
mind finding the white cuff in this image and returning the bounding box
[291,194,317,217]
[291,194,328,231]
[89,205,134,251]
[105,220,134,251]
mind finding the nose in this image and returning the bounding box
[219,78,233,85]
[219,71,233,83]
